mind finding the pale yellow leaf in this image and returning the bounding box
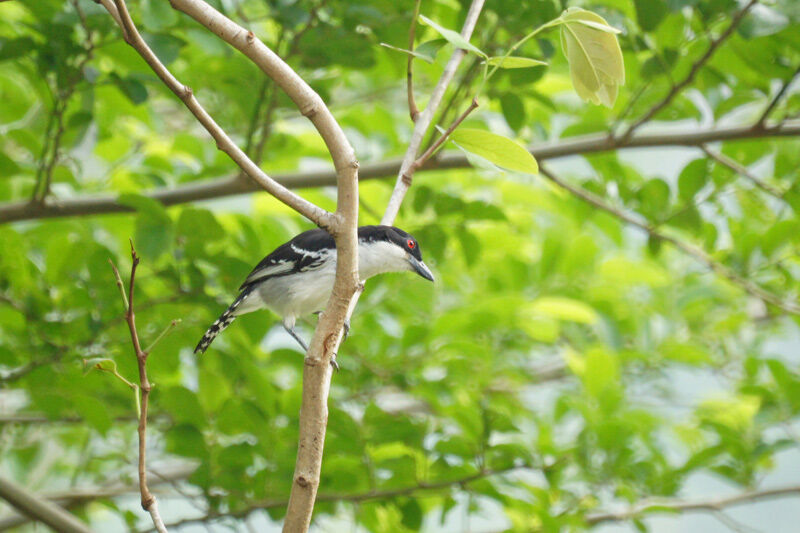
[559,7,625,107]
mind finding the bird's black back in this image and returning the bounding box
[239,225,421,290]
[239,228,334,290]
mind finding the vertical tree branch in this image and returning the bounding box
[163,2,361,530]
[382,0,486,225]
[109,245,168,533]
[407,0,422,121]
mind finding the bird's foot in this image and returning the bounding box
[342,318,351,340]
[330,353,339,372]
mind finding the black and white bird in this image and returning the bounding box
[194,225,434,355]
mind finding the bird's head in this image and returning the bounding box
[357,225,434,282]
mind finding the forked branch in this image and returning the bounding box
[108,243,168,533]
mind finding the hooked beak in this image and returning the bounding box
[408,256,434,282]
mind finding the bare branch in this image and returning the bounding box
[619,0,758,141]
[587,484,800,525]
[382,0,486,225]
[109,244,167,533]
[412,97,479,171]
[538,165,800,315]
[98,0,333,229]
[4,120,798,225]
[162,1,362,529]
[0,463,196,531]
[0,476,92,533]
[700,144,784,199]
[755,64,800,128]
[407,0,422,121]
[155,465,531,531]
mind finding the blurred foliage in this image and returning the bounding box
[1,0,800,531]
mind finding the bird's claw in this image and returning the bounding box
[330,354,339,372]
[342,319,351,340]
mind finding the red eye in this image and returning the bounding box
[407,239,416,249]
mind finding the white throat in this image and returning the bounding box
[358,240,409,280]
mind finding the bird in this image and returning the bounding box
[194,225,434,357]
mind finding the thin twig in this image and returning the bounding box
[587,484,800,524]
[407,0,422,121]
[100,0,333,229]
[619,0,758,141]
[538,164,800,315]
[4,119,800,224]
[382,0,486,225]
[109,244,168,533]
[412,97,479,172]
[700,144,784,198]
[755,64,800,128]
[154,465,532,531]
[31,0,97,204]
[144,319,181,354]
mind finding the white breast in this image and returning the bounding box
[236,241,409,322]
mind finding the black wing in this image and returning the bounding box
[239,228,335,290]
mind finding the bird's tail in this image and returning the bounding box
[194,288,253,354]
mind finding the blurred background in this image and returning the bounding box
[1,0,799,531]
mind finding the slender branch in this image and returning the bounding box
[700,144,784,198]
[3,120,799,225]
[412,97,479,172]
[0,477,92,533]
[99,0,332,229]
[144,319,181,354]
[154,465,530,531]
[538,164,800,315]
[755,64,800,128]
[32,0,96,204]
[424,52,483,151]
[619,0,758,141]
[382,0,486,225]
[407,0,422,121]
[587,484,800,525]
[163,2,361,530]
[109,244,167,533]
[0,463,196,531]
[243,79,270,156]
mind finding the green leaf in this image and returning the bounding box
[559,8,625,107]
[119,194,174,258]
[449,128,538,174]
[678,159,708,201]
[635,0,668,31]
[638,178,671,217]
[500,93,526,131]
[110,73,148,105]
[145,34,186,66]
[415,39,447,61]
[418,15,486,57]
[0,152,21,175]
[485,56,547,69]
[530,296,599,324]
[0,37,36,62]
[141,0,179,31]
[379,42,434,63]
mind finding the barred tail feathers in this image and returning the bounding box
[194,289,253,354]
